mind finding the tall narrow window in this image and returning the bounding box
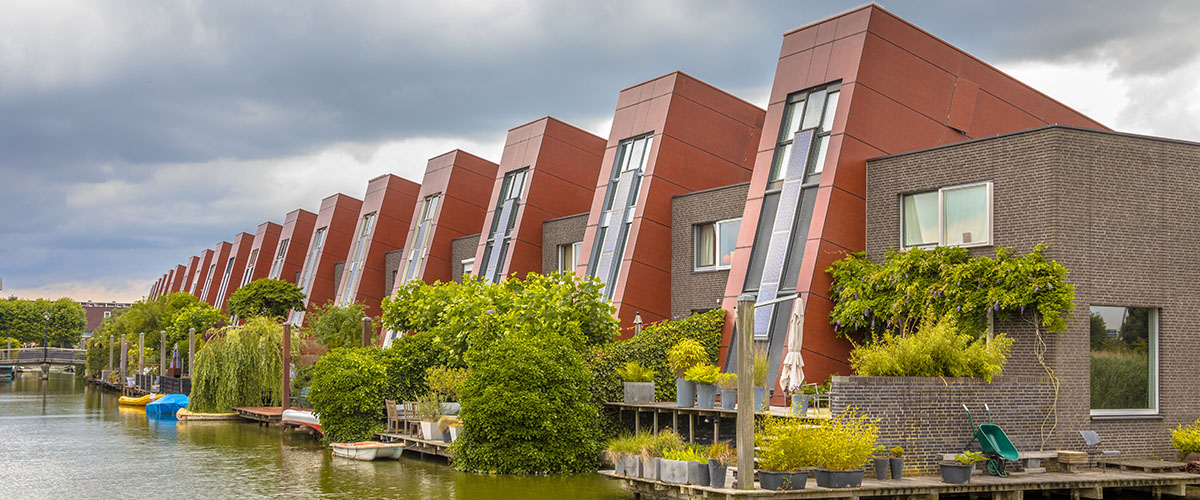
[403,195,440,283]
[480,169,528,284]
[339,212,376,304]
[694,219,740,271]
[558,242,581,273]
[460,258,475,278]
[1090,306,1158,415]
[268,238,290,279]
[297,227,327,295]
[214,256,236,307]
[239,249,260,288]
[900,182,992,248]
[199,264,217,300]
[586,134,652,299]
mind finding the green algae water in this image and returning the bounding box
[0,372,629,499]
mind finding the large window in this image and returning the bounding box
[199,263,217,300]
[1090,305,1158,415]
[214,256,236,306]
[340,212,376,304]
[403,195,440,283]
[298,227,327,295]
[480,169,528,283]
[558,242,582,273]
[239,249,260,288]
[268,238,290,279]
[587,134,652,299]
[901,182,992,248]
[695,219,740,271]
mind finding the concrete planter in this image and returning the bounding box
[686,461,710,486]
[791,394,809,415]
[623,381,655,404]
[941,463,972,484]
[720,389,736,410]
[641,456,661,481]
[660,458,689,484]
[758,470,807,490]
[708,459,728,488]
[873,458,889,480]
[448,426,462,442]
[419,421,440,441]
[753,386,767,412]
[890,458,904,479]
[696,383,718,409]
[815,469,863,488]
[617,454,641,477]
[675,378,696,408]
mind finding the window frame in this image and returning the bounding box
[900,181,994,250]
[460,257,475,277]
[1090,306,1159,417]
[693,218,741,272]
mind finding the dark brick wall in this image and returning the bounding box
[671,183,750,318]
[864,126,1200,460]
[832,376,1058,474]
[383,249,404,296]
[451,234,480,283]
[541,213,588,274]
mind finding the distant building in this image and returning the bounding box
[78,301,133,338]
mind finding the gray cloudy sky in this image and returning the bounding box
[3,0,1199,302]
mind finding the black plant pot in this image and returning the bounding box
[890,458,904,479]
[708,459,728,488]
[873,458,889,480]
[758,470,808,490]
[941,463,973,484]
[815,469,863,488]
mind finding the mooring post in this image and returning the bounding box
[736,293,756,490]
[119,334,127,387]
[108,337,113,372]
[159,331,166,378]
[187,328,195,377]
[281,323,291,410]
[138,331,145,384]
[361,316,371,348]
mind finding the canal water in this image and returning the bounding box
[0,372,629,499]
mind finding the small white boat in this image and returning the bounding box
[331,441,407,461]
[281,409,322,435]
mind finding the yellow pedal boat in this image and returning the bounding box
[118,393,164,406]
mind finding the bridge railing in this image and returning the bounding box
[0,348,87,364]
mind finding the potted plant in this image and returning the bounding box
[642,430,682,481]
[685,363,721,409]
[1171,418,1200,461]
[438,416,462,442]
[717,373,737,410]
[752,349,770,412]
[667,339,707,408]
[616,361,656,404]
[605,433,644,477]
[755,415,817,490]
[813,408,878,488]
[415,391,446,441]
[889,446,905,479]
[661,446,710,486]
[941,451,985,484]
[425,366,468,415]
[872,446,890,480]
[708,442,734,488]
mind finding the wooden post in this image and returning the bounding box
[138,331,145,377]
[187,328,195,377]
[282,323,291,410]
[361,317,371,348]
[159,331,166,377]
[119,334,127,386]
[736,293,756,490]
[107,337,113,372]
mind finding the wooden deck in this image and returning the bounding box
[605,401,829,443]
[232,406,282,425]
[603,469,1200,500]
[374,432,453,459]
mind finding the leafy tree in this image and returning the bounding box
[1089,313,1108,350]
[168,303,224,347]
[85,292,206,372]
[227,278,305,320]
[309,301,373,349]
[308,347,389,443]
[381,331,456,401]
[1118,307,1150,349]
[188,318,297,413]
[0,297,86,346]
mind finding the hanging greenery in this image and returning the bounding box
[187,317,297,413]
[827,244,1074,339]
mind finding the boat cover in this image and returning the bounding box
[146,394,189,416]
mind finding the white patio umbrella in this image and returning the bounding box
[777,306,805,393]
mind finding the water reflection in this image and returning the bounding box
[1,372,628,500]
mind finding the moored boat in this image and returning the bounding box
[281,409,322,434]
[0,366,13,380]
[118,393,164,406]
[330,441,407,461]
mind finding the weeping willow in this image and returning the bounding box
[188,318,298,413]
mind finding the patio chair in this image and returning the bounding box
[385,400,400,434]
[1080,430,1120,472]
[402,401,420,436]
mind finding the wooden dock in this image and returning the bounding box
[232,406,282,425]
[603,469,1200,500]
[605,401,829,442]
[374,432,453,459]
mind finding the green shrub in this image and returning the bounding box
[1171,419,1200,459]
[615,361,655,383]
[380,331,456,402]
[667,338,708,377]
[756,415,821,472]
[587,309,724,405]
[188,318,295,413]
[650,429,685,458]
[226,278,305,320]
[717,372,738,390]
[414,391,445,421]
[425,365,469,401]
[663,445,708,463]
[752,348,770,387]
[308,347,388,443]
[849,320,1013,382]
[954,451,987,465]
[815,408,879,471]
[684,363,721,385]
[309,301,373,350]
[605,431,653,464]
[708,441,735,465]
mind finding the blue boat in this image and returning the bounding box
[0,366,14,380]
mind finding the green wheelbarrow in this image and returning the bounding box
[963,403,1019,477]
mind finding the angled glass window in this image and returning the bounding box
[481,168,529,284]
[901,182,992,248]
[268,238,289,279]
[297,227,327,295]
[403,195,440,283]
[339,212,376,304]
[586,134,652,299]
[239,249,260,288]
[1090,306,1157,415]
[199,263,217,300]
[214,256,236,307]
